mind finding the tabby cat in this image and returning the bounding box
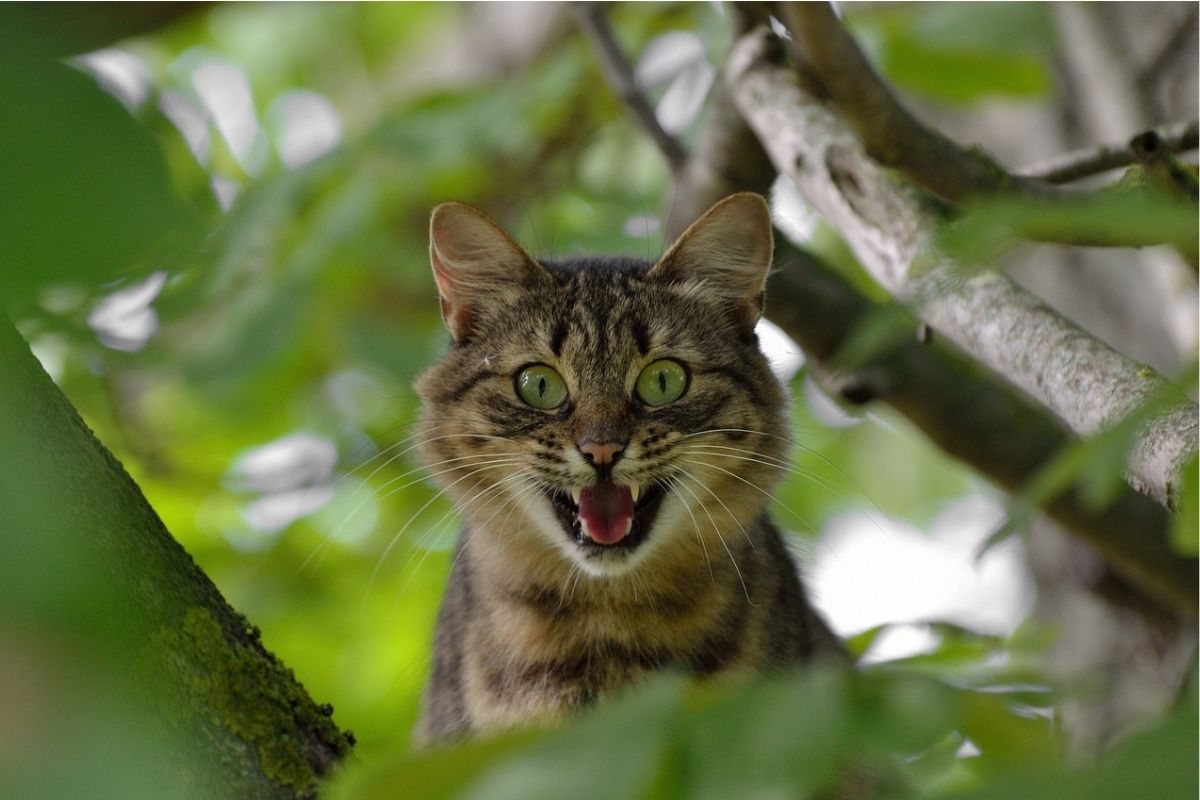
[414,193,841,744]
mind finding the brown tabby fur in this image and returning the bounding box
[413,194,841,744]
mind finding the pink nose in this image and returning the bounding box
[579,440,624,466]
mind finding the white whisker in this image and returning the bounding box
[670,469,751,604]
[661,475,714,583]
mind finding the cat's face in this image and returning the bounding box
[415,195,788,578]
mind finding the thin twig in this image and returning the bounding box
[1138,5,1200,103]
[572,3,688,175]
[1021,120,1199,183]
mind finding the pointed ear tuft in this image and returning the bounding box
[429,203,546,340]
[649,193,774,329]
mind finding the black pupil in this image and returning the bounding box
[657,371,667,393]
[537,376,546,397]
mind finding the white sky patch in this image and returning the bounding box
[244,485,336,534]
[809,493,1035,659]
[756,317,805,383]
[210,175,240,211]
[268,90,343,168]
[771,174,820,246]
[87,271,168,352]
[622,214,661,239]
[30,334,70,383]
[226,432,340,538]
[956,738,982,759]
[227,432,338,494]
[860,624,943,664]
[160,90,211,164]
[77,48,153,110]
[636,32,707,86]
[802,374,865,428]
[635,31,716,134]
[192,57,267,175]
[655,60,716,134]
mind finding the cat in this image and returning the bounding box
[412,193,842,744]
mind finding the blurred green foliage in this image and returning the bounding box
[1,3,1195,799]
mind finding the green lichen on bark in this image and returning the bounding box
[161,607,355,798]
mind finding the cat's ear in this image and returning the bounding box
[429,202,547,341]
[649,193,773,328]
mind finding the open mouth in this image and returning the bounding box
[549,480,665,554]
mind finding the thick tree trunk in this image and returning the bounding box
[0,316,352,798]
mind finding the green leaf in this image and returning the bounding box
[848,3,1055,104]
[0,57,197,309]
[881,43,1050,104]
[1170,454,1198,556]
[828,304,916,371]
[939,190,1199,267]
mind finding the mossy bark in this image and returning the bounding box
[0,316,352,798]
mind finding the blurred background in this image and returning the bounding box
[1,3,1195,797]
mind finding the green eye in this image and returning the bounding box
[636,359,688,406]
[515,365,568,410]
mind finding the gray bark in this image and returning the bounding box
[726,28,1198,510]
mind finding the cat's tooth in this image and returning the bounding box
[570,487,581,506]
[630,484,641,504]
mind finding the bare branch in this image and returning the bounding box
[572,4,688,175]
[1138,5,1200,100]
[778,2,1058,201]
[662,35,1193,617]
[1053,3,1155,139]
[1021,120,1199,184]
[766,246,1192,617]
[777,3,1194,254]
[727,28,1198,515]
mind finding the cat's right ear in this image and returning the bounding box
[648,193,774,331]
[429,203,546,341]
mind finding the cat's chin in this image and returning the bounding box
[546,482,666,573]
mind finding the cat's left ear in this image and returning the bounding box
[429,202,548,341]
[648,193,773,329]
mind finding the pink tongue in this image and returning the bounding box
[577,481,634,545]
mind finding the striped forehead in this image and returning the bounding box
[543,265,655,380]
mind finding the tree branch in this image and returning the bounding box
[1020,119,1199,184]
[727,28,1198,513]
[572,3,688,175]
[767,245,1194,617]
[0,315,353,795]
[654,36,1194,617]
[777,2,1059,202]
[1138,5,1199,103]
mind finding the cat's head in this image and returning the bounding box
[414,194,789,578]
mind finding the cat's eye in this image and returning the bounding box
[635,359,688,407]
[515,365,569,410]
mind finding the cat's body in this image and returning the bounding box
[413,195,841,744]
